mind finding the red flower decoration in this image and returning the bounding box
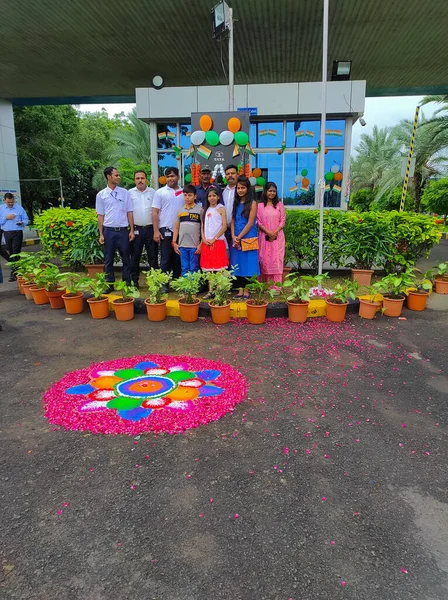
[66,221,74,227]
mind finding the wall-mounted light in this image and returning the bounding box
[152,75,165,90]
[331,60,352,81]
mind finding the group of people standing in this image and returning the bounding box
[96,163,286,297]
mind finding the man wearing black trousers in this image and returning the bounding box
[152,167,184,291]
[129,170,157,288]
[95,167,134,293]
[0,193,29,280]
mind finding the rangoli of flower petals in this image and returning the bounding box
[43,355,247,435]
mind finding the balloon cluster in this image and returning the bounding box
[293,168,310,189]
[190,115,248,147]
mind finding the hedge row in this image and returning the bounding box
[35,207,441,273]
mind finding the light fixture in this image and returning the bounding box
[211,1,228,39]
[152,75,165,90]
[331,60,352,81]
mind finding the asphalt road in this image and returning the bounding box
[1,243,448,600]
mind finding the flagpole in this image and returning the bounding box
[318,0,329,277]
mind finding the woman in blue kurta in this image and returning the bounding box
[230,175,260,299]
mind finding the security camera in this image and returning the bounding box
[359,118,366,127]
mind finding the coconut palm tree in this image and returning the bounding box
[351,126,400,191]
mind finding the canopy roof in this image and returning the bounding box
[2,0,447,104]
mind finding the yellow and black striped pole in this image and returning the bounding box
[400,105,420,211]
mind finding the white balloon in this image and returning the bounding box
[294,174,303,184]
[331,164,340,173]
[249,177,257,186]
[219,130,234,146]
[190,130,205,146]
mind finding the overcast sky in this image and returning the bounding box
[79,95,426,155]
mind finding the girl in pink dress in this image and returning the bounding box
[257,182,286,291]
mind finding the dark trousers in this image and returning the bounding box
[103,227,131,285]
[130,225,158,284]
[160,227,181,278]
[4,230,23,273]
[0,229,10,261]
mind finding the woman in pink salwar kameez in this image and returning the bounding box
[257,182,286,291]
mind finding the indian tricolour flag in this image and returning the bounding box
[295,130,305,138]
[166,132,176,140]
[197,145,211,159]
[333,184,342,193]
[305,130,314,138]
[259,129,267,137]
[157,132,167,140]
[289,186,298,193]
[268,129,277,136]
[333,129,343,137]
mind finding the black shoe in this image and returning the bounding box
[104,286,114,294]
[8,275,17,282]
[133,281,140,290]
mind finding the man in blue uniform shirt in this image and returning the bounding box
[0,193,29,281]
[95,167,134,293]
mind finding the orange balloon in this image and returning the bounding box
[302,177,310,187]
[228,117,241,134]
[158,176,166,185]
[333,171,343,181]
[252,167,262,177]
[199,114,213,132]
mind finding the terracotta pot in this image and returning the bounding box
[282,266,293,283]
[45,288,65,309]
[86,263,105,278]
[406,291,429,311]
[246,300,268,324]
[112,298,135,321]
[23,282,35,301]
[178,299,200,323]
[287,300,309,323]
[435,277,448,294]
[17,277,25,295]
[382,295,405,317]
[62,292,84,314]
[325,300,348,322]
[87,297,109,319]
[210,301,231,324]
[145,299,167,322]
[31,286,50,305]
[351,269,374,286]
[359,299,381,319]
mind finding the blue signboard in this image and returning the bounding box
[237,107,258,116]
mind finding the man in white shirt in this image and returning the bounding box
[152,167,184,283]
[95,166,134,292]
[222,164,238,248]
[129,170,157,288]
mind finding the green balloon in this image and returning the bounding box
[256,176,266,186]
[205,130,220,146]
[325,171,334,181]
[301,169,308,177]
[185,173,192,183]
[234,131,249,146]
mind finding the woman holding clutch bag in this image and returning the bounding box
[230,176,260,299]
[257,182,286,293]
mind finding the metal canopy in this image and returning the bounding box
[1,0,448,103]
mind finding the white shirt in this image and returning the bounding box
[95,185,133,228]
[222,185,236,226]
[129,186,155,225]
[152,185,185,230]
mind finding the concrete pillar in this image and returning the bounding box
[0,99,21,203]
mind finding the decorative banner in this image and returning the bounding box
[227,117,241,133]
[166,131,176,140]
[197,145,212,159]
[199,114,213,132]
[190,130,206,146]
[43,355,248,435]
[205,130,220,146]
[296,130,305,138]
[219,130,234,146]
[259,129,267,137]
[305,130,315,138]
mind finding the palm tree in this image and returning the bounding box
[351,126,400,191]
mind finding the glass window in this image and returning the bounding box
[323,149,344,208]
[252,153,283,197]
[158,152,178,181]
[325,120,345,147]
[286,120,320,149]
[157,123,177,149]
[179,123,191,149]
[283,152,317,206]
[182,153,192,184]
[250,122,283,149]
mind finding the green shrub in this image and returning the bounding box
[34,207,98,265]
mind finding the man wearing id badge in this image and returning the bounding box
[152,167,184,288]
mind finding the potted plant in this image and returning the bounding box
[245,275,269,325]
[144,268,172,321]
[283,274,316,323]
[29,263,57,306]
[405,268,433,311]
[70,222,105,277]
[375,271,414,317]
[8,252,35,294]
[326,279,359,322]
[60,272,91,314]
[345,219,394,286]
[434,262,448,294]
[112,280,140,321]
[207,269,236,325]
[358,282,382,319]
[36,264,71,309]
[86,272,110,319]
[170,271,203,322]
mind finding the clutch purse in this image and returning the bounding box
[241,237,259,251]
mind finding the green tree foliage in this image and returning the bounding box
[348,189,375,211]
[421,178,448,224]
